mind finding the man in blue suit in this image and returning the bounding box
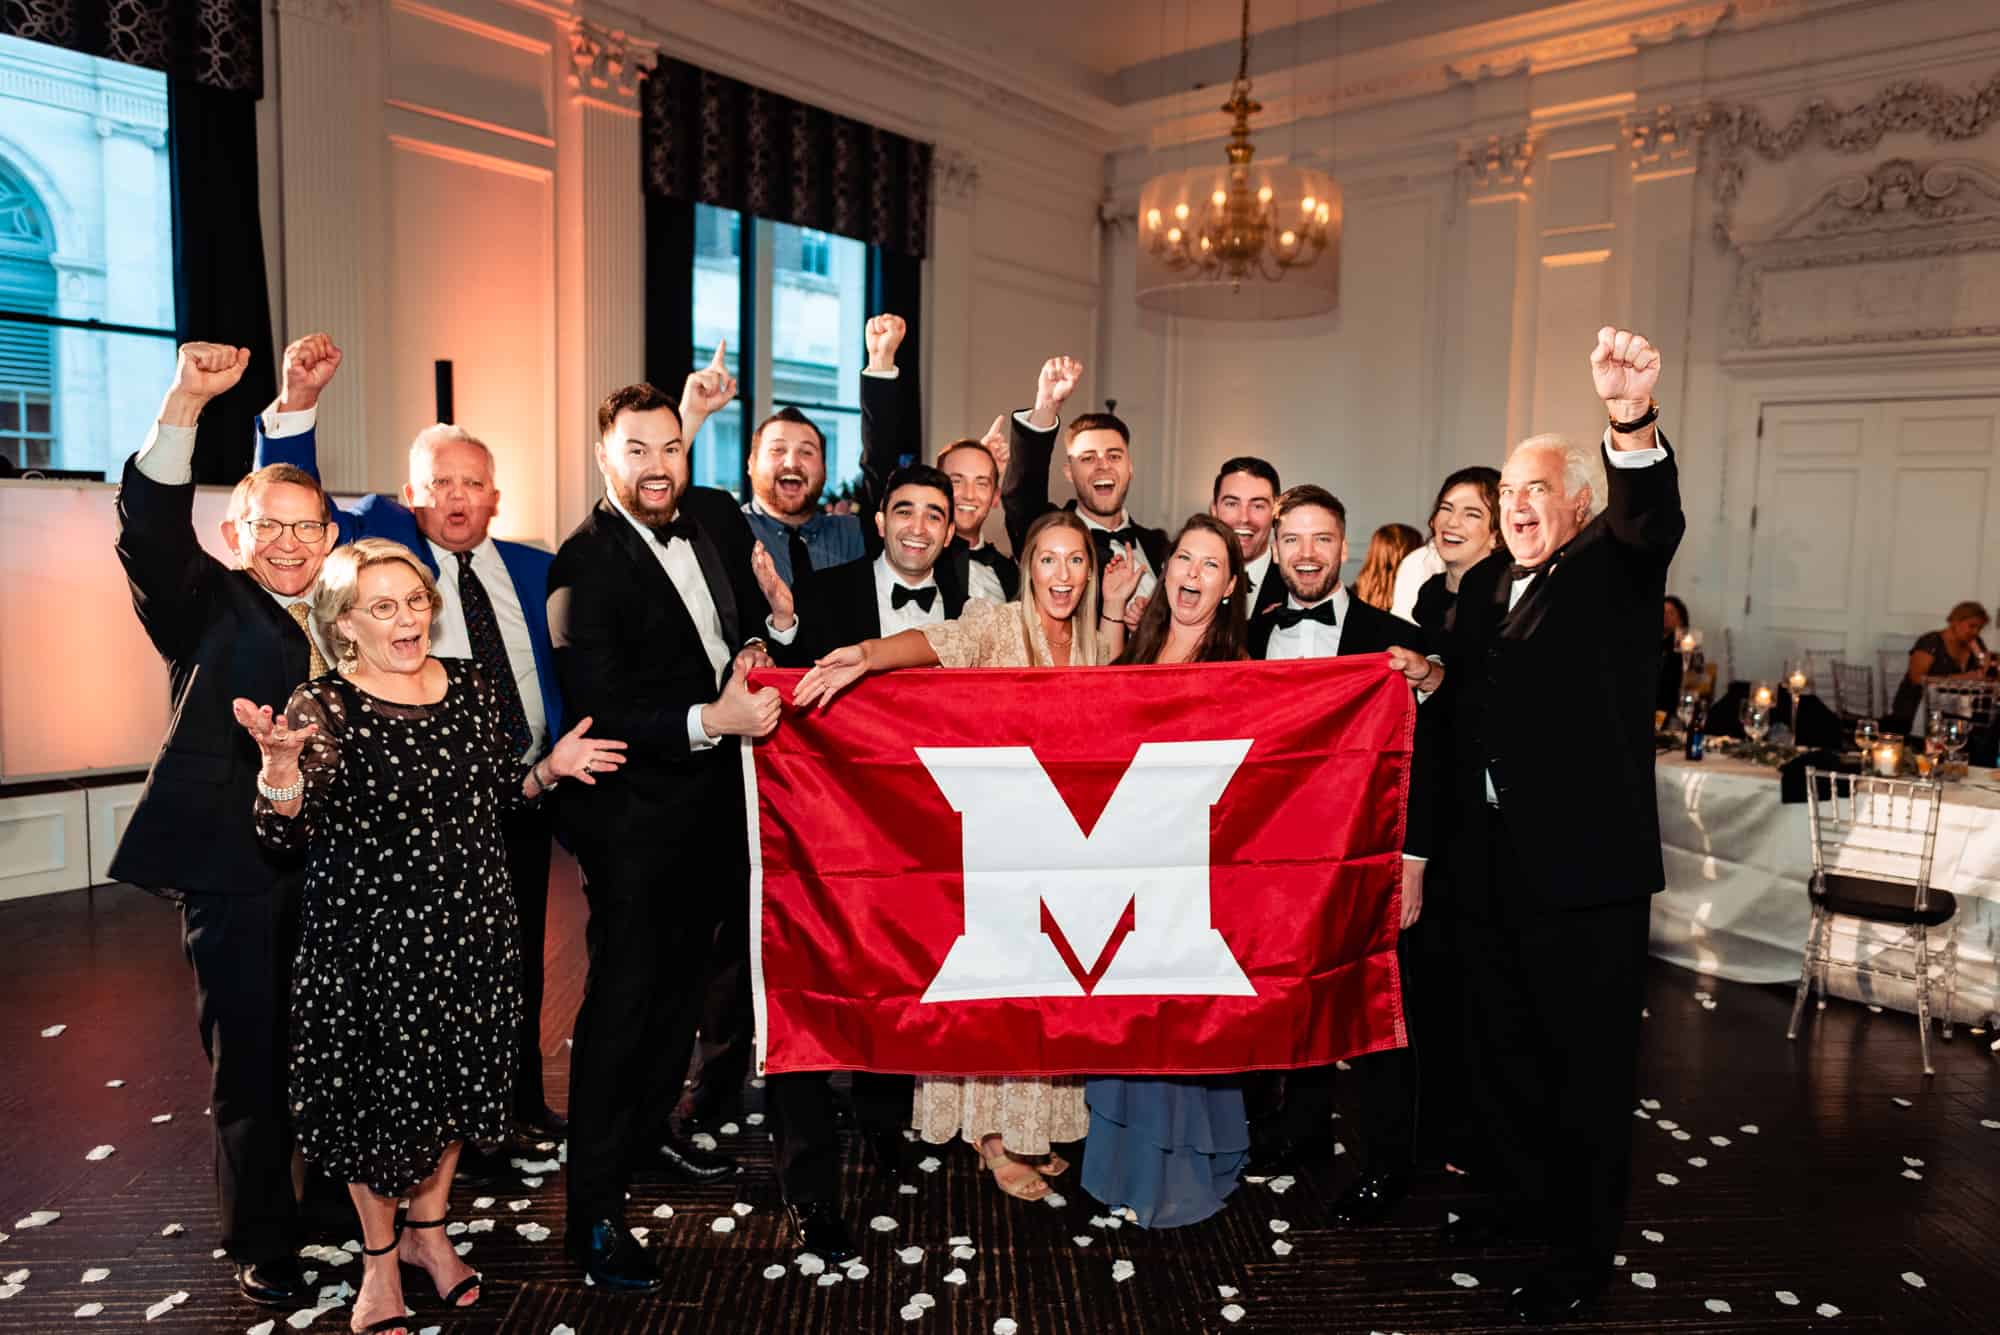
[252,332,568,1151]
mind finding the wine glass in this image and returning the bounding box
[1740,700,1772,745]
[1939,714,1972,770]
[1924,713,1952,774]
[1854,715,1879,758]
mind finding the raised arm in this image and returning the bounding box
[854,313,909,541]
[240,684,337,851]
[251,333,342,475]
[1589,326,1685,566]
[790,628,941,711]
[117,342,252,663]
[1001,355,1081,553]
[679,341,738,448]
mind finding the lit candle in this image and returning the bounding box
[1678,632,1697,653]
[1874,742,1901,777]
[1753,686,1774,706]
[1788,669,1807,691]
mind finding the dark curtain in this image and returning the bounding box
[868,248,923,466]
[643,57,930,260]
[2,0,262,94]
[643,196,696,395]
[168,78,276,484]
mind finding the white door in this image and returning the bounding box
[1746,395,2000,685]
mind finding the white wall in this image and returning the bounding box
[1098,0,2000,666]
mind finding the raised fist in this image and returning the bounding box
[682,340,739,422]
[1035,356,1084,415]
[1589,327,1661,420]
[865,314,906,372]
[172,342,252,404]
[279,333,342,412]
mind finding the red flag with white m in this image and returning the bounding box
[747,658,1410,1076]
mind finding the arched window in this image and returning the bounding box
[0,157,58,469]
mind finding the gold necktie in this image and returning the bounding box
[285,600,330,678]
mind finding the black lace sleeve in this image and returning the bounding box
[252,682,344,852]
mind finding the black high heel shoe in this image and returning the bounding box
[352,1236,414,1335]
[398,1216,483,1308]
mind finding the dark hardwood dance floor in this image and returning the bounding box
[3,863,1997,1334]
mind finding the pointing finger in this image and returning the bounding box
[710,337,728,369]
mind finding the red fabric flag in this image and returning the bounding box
[748,658,1410,1076]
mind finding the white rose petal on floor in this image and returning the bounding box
[1450,1272,1478,1288]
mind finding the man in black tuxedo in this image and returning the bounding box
[1000,355,1167,600]
[111,342,338,1310]
[548,382,808,1289]
[1212,456,1285,620]
[938,425,1017,601]
[773,462,966,1193]
[1437,327,1683,1324]
[1244,484,1443,1220]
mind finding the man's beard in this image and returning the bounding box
[1280,562,1338,604]
[614,474,678,528]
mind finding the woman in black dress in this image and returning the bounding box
[1887,599,1990,732]
[235,538,623,1335]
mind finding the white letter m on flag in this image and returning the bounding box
[914,740,1256,1002]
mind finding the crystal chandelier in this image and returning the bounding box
[1135,0,1340,320]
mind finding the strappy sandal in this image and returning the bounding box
[351,1237,413,1335]
[978,1137,1051,1201]
[398,1216,483,1308]
[1037,1152,1071,1178]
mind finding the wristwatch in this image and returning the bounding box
[1609,398,1660,434]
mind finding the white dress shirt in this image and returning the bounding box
[1262,584,1349,662]
[1244,547,1274,606]
[1485,431,1667,803]
[874,554,947,633]
[963,542,1007,604]
[603,493,796,750]
[427,536,548,757]
[1076,506,1159,601]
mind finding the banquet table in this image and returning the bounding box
[1651,750,2000,1026]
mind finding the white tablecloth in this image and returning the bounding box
[1650,752,2000,1024]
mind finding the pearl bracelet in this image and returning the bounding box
[257,772,304,803]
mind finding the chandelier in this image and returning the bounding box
[1135,0,1341,320]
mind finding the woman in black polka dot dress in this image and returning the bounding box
[240,538,623,1335]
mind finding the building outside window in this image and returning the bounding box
[0,34,175,478]
[691,203,869,498]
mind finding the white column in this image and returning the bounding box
[1450,132,1536,469]
[555,16,649,529]
[272,0,373,489]
[925,149,978,461]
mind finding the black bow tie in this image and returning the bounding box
[891,584,938,613]
[1096,525,1142,549]
[652,512,698,545]
[1273,601,1337,630]
[1507,562,1542,581]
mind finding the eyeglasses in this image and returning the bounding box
[242,517,330,543]
[362,591,435,620]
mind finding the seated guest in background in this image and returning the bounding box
[773,461,968,1182]
[549,383,804,1286]
[739,313,909,585]
[939,418,1017,601]
[1354,521,1425,612]
[1210,456,1286,619]
[1001,354,1168,601]
[1659,595,1692,715]
[1083,514,1254,1228]
[793,513,1140,1202]
[238,539,621,1335]
[252,332,573,1150]
[1437,327,1682,1323]
[112,342,336,1310]
[1243,487,1442,1220]
[1410,467,1503,635]
[1887,600,1990,732]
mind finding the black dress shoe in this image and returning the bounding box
[1505,1264,1609,1324]
[1329,1169,1410,1226]
[1242,1138,1299,1177]
[236,1257,309,1307]
[1439,1203,1518,1249]
[453,1140,513,1185]
[786,1201,856,1264]
[515,1105,569,1140]
[650,1126,740,1183]
[564,1217,662,1294]
[862,1128,907,1178]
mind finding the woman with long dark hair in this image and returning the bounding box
[1085,514,1254,1227]
[1354,522,1426,612]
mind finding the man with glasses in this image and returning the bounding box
[250,333,576,1161]
[111,342,339,1311]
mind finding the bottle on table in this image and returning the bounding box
[1683,698,1708,761]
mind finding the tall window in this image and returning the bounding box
[0,35,176,478]
[690,203,871,497]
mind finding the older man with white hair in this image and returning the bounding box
[1434,327,1683,1325]
[251,333,580,1156]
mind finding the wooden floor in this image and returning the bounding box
[3,866,1998,1334]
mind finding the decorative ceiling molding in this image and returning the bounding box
[567,17,648,102]
[931,149,981,207]
[1761,157,2000,241]
[1460,131,1537,194]
[1707,70,2000,243]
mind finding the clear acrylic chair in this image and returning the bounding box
[1926,681,2000,730]
[1804,648,1842,689]
[1878,648,1910,719]
[1830,660,1876,721]
[1788,769,1957,1075]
